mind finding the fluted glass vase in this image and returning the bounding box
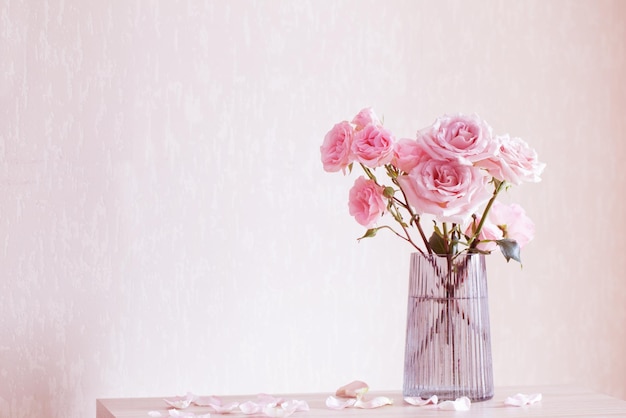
[403,252,494,401]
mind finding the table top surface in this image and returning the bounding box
[97,385,626,417]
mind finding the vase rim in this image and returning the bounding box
[410,252,485,258]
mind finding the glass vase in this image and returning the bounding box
[403,252,494,401]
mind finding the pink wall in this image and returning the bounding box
[1,0,625,416]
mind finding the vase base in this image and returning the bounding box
[403,387,494,402]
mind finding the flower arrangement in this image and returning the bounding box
[320,108,545,263]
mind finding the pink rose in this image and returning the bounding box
[397,158,491,223]
[393,138,429,173]
[348,176,387,228]
[488,201,535,247]
[419,114,494,164]
[351,124,395,168]
[477,134,545,185]
[351,107,381,131]
[466,201,535,251]
[321,121,354,173]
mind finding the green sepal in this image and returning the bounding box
[383,186,395,199]
[357,228,378,241]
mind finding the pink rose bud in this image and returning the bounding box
[351,107,381,130]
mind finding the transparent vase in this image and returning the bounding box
[403,252,494,401]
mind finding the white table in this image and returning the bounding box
[97,385,626,417]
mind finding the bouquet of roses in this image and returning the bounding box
[320,108,545,263]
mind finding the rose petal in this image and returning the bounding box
[192,395,239,413]
[335,380,370,398]
[148,412,163,417]
[164,393,196,410]
[504,393,542,406]
[325,396,357,410]
[404,395,438,406]
[354,396,393,409]
[239,400,263,415]
[193,395,221,407]
[262,405,293,418]
[213,402,239,413]
[262,400,308,418]
[280,399,309,412]
[437,396,471,411]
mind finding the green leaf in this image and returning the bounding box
[428,231,447,255]
[357,228,378,241]
[496,239,522,264]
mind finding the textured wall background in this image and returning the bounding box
[1,0,625,416]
